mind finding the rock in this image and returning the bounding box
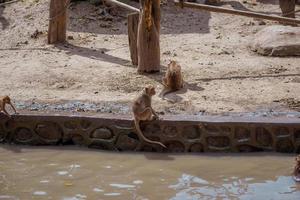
[67,35,74,40]
[89,0,102,6]
[251,25,300,56]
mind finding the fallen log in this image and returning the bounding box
[175,0,300,25]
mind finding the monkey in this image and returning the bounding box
[0,96,17,117]
[160,60,184,100]
[132,86,166,148]
[293,155,300,182]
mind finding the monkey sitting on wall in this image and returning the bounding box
[0,96,17,118]
[160,60,184,100]
[293,155,300,182]
[132,86,166,148]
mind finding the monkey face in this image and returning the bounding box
[296,156,300,163]
[145,86,156,96]
[3,96,11,104]
[168,60,174,67]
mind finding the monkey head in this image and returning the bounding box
[3,96,11,104]
[296,155,300,164]
[145,85,156,96]
[168,60,176,67]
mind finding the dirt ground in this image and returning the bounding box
[0,0,299,116]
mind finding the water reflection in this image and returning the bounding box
[0,145,299,200]
[169,174,300,200]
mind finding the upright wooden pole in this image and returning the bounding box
[128,12,139,66]
[137,0,161,73]
[279,0,296,18]
[48,0,68,44]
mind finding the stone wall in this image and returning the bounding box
[1,113,300,153]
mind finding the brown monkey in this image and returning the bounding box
[132,86,166,148]
[0,96,17,117]
[160,60,183,100]
[293,155,300,182]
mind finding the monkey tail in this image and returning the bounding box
[159,88,176,104]
[134,119,167,148]
[159,88,173,99]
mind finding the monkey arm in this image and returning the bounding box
[137,107,153,121]
[151,108,159,120]
[9,103,17,114]
[162,77,168,87]
[2,107,10,117]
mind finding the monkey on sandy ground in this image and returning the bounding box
[132,86,166,148]
[293,155,300,182]
[160,60,184,100]
[0,96,17,117]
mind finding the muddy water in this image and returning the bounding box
[0,146,299,200]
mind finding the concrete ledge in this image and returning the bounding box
[1,113,300,153]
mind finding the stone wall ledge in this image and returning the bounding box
[1,113,300,153]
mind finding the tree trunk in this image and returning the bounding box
[137,0,160,73]
[128,12,139,66]
[279,0,296,18]
[48,0,68,44]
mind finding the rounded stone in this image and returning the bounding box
[220,126,231,133]
[294,129,300,141]
[80,120,91,129]
[90,127,114,140]
[207,136,230,148]
[275,127,290,137]
[235,127,251,142]
[204,125,219,133]
[276,139,294,153]
[142,124,161,136]
[116,134,139,151]
[14,128,34,143]
[0,124,6,142]
[166,141,185,153]
[256,127,273,147]
[182,126,201,140]
[189,143,203,152]
[163,126,178,137]
[237,145,261,153]
[72,135,87,146]
[35,122,62,141]
[64,121,78,129]
[5,120,15,129]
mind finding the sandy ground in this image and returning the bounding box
[0,0,299,116]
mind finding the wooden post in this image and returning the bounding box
[48,0,68,44]
[137,0,161,73]
[128,12,139,66]
[279,0,296,18]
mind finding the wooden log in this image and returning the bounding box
[105,0,139,13]
[279,0,296,18]
[48,0,68,44]
[128,12,139,66]
[175,1,300,25]
[137,0,161,73]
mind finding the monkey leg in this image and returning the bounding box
[162,77,168,87]
[138,107,153,121]
[2,109,10,118]
[9,103,17,114]
[151,108,159,120]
